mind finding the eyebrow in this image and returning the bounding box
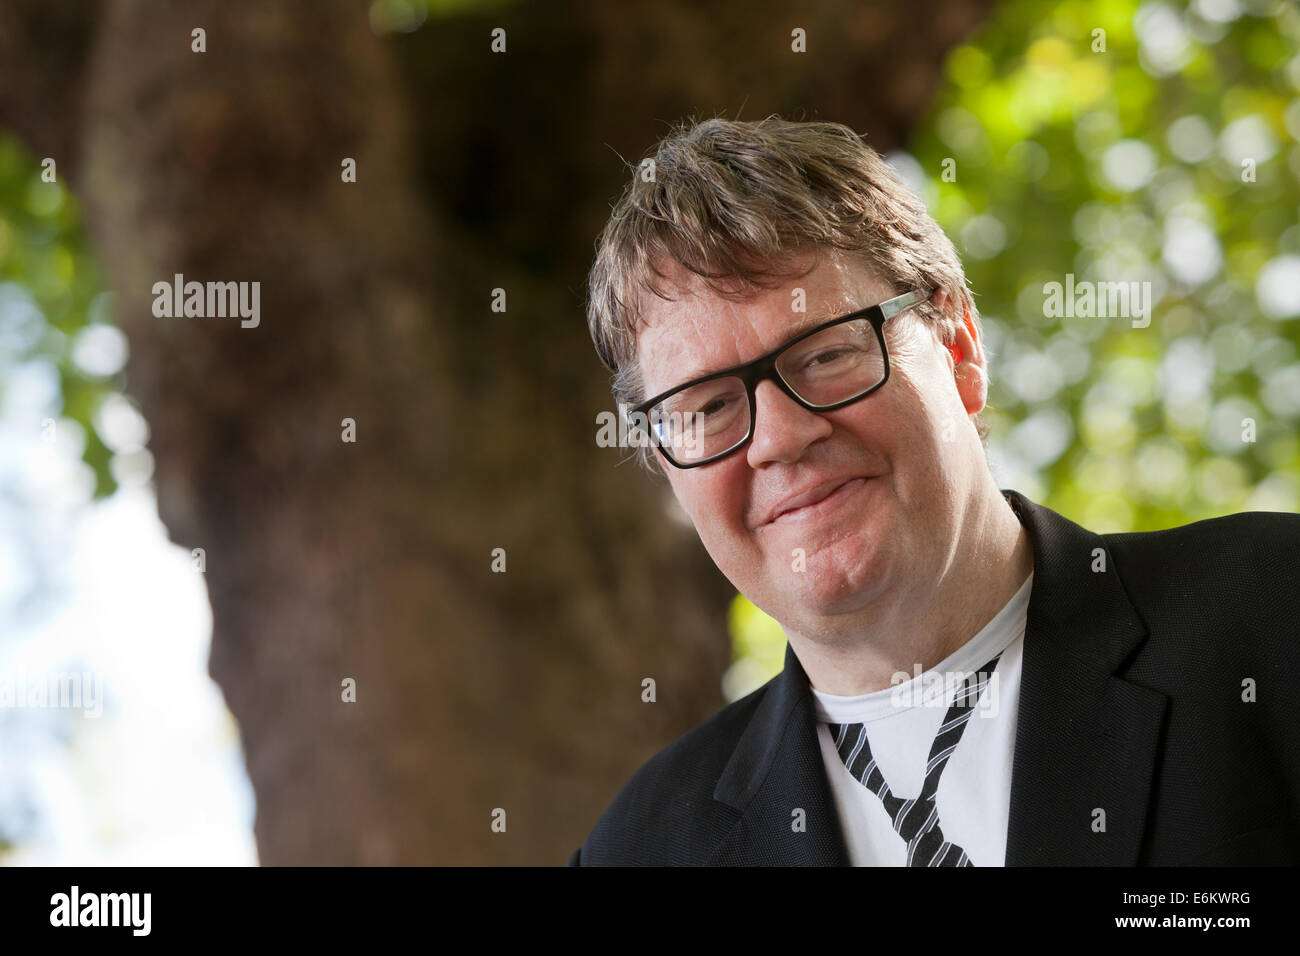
[668,299,863,385]
[791,299,859,335]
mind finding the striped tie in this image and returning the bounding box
[826,653,1002,867]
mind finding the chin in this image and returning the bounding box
[763,547,885,620]
[797,579,879,617]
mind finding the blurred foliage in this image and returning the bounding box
[730,0,1300,699]
[0,134,118,499]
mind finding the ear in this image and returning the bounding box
[934,290,986,416]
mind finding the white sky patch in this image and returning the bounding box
[93,393,150,454]
[1135,3,1195,77]
[1162,216,1222,286]
[1159,336,1217,405]
[0,373,256,865]
[70,323,128,378]
[1256,255,1300,319]
[1101,139,1159,192]
[1218,115,1278,167]
[1192,0,1242,23]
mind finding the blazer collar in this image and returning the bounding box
[708,636,850,865]
[707,489,1167,866]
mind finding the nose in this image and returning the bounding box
[745,379,833,467]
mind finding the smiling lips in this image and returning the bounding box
[762,476,871,526]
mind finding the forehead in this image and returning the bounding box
[634,251,896,395]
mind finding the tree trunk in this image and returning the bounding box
[1,0,993,864]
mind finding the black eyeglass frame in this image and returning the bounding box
[630,287,936,469]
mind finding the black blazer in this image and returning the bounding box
[567,490,1300,865]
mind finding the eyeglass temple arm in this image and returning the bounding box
[879,287,937,321]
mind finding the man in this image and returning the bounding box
[569,116,1300,866]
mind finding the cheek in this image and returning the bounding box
[885,367,955,437]
[840,382,928,446]
[676,468,750,539]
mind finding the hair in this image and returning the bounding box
[585,114,989,470]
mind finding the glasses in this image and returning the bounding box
[629,288,935,468]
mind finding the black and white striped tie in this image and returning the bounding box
[826,653,1002,867]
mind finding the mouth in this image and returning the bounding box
[764,476,871,528]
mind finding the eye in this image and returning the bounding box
[699,395,733,416]
[797,346,863,373]
[805,347,853,367]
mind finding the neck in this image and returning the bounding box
[791,486,1034,696]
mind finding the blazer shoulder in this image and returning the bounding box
[1101,509,1300,580]
[1099,509,1300,653]
[572,678,773,865]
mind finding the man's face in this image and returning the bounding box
[635,251,986,635]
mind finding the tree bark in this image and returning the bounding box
[1,0,994,864]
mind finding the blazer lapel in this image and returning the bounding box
[1000,489,1168,865]
[707,641,850,865]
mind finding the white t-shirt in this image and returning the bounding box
[810,572,1032,866]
